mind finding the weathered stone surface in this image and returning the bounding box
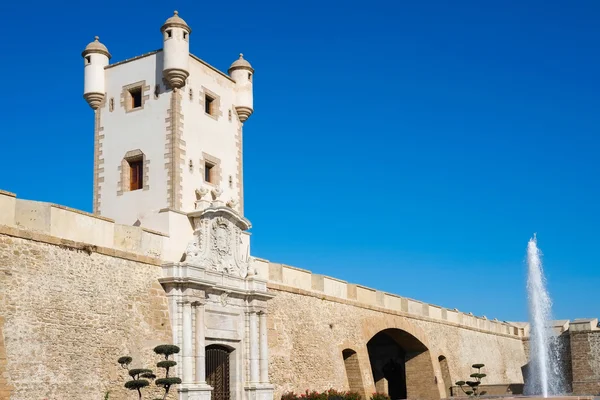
[571,330,600,395]
[0,234,173,400]
[266,288,527,400]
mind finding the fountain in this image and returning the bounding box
[524,234,565,396]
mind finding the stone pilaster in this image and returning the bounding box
[259,311,269,383]
[249,311,260,384]
[181,300,193,384]
[194,301,206,384]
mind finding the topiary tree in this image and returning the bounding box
[153,344,182,400]
[117,356,156,400]
[455,363,487,397]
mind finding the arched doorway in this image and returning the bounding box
[367,329,438,400]
[206,344,231,400]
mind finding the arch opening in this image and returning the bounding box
[342,348,365,397]
[438,355,452,398]
[367,329,439,400]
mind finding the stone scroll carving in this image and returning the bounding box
[184,214,253,278]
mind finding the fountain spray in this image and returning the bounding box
[524,234,565,396]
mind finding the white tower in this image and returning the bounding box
[82,36,111,109]
[161,11,191,89]
[228,54,254,122]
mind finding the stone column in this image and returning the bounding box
[259,311,269,383]
[249,311,260,384]
[182,301,193,384]
[194,302,206,384]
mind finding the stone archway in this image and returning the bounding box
[366,328,439,400]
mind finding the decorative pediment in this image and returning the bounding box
[183,206,254,278]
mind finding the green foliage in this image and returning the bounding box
[129,368,153,378]
[153,344,180,357]
[344,391,362,400]
[156,360,177,369]
[455,364,487,398]
[155,377,182,386]
[118,343,181,400]
[104,391,110,400]
[281,389,362,400]
[370,393,390,400]
[125,380,150,390]
[118,356,132,366]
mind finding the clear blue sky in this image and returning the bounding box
[0,1,598,323]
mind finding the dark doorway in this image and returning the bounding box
[367,331,407,400]
[367,329,438,400]
[206,345,231,400]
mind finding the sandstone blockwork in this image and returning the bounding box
[0,316,13,400]
[571,331,600,395]
[266,289,527,400]
[0,234,173,400]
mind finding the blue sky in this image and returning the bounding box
[0,1,598,322]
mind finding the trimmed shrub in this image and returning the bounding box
[455,363,487,397]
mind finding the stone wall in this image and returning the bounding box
[0,228,173,400]
[0,316,13,400]
[266,286,527,400]
[571,329,600,395]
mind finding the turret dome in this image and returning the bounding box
[161,11,191,33]
[82,36,111,59]
[228,54,254,73]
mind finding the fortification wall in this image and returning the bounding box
[0,200,173,399]
[265,285,527,400]
[570,320,600,395]
[253,260,526,339]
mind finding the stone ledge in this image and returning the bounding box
[50,203,114,223]
[0,224,161,266]
[0,190,15,198]
[267,282,521,339]
[141,227,169,237]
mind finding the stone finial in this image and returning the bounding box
[195,187,209,200]
[226,199,237,208]
[211,187,222,201]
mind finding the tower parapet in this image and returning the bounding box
[161,11,191,89]
[82,36,111,109]
[228,54,254,122]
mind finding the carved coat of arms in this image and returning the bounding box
[184,214,252,278]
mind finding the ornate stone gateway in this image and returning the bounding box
[160,198,274,400]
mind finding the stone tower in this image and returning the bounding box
[83,11,255,241]
[82,12,273,400]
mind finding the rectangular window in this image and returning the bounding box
[129,159,143,190]
[204,161,215,183]
[205,95,215,115]
[130,87,142,109]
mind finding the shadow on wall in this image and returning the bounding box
[366,328,439,400]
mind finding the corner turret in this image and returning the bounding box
[228,54,254,122]
[82,36,111,109]
[161,11,191,89]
